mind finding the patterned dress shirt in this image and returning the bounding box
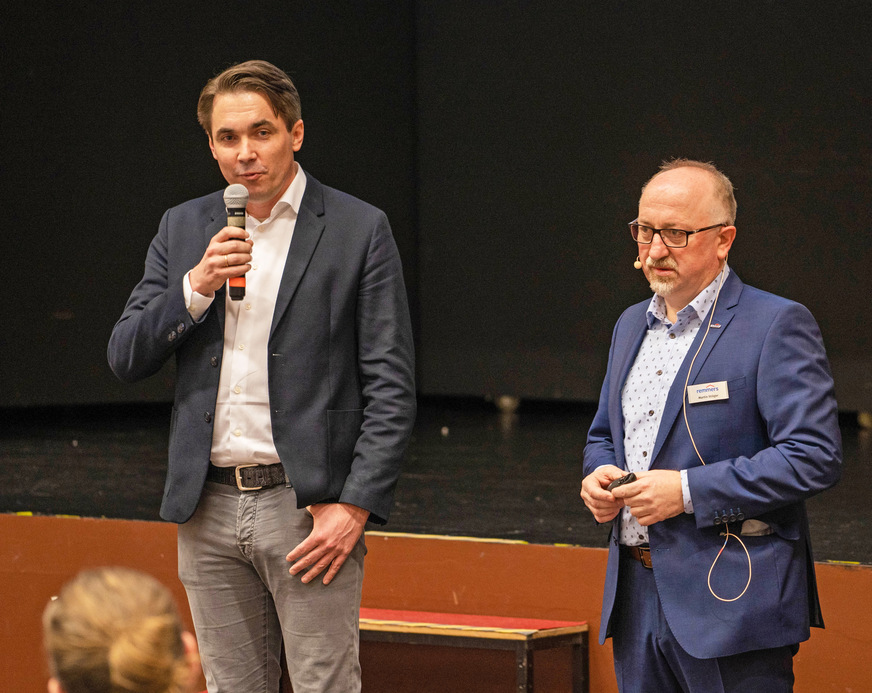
[619,266,730,546]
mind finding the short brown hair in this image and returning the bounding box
[197,59,302,137]
[643,158,737,224]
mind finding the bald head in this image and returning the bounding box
[640,167,730,230]
[642,159,736,224]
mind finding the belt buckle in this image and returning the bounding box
[638,546,653,569]
[234,464,262,491]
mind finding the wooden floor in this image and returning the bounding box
[1,396,869,565]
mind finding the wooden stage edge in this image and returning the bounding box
[3,514,870,692]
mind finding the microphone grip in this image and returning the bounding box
[227,209,246,300]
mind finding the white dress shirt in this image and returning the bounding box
[184,166,308,467]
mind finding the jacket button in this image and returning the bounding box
[204,412,212,423]
[168,331,176,342]
[210,356,219,367]
[714,514,722,525]
[177,323,185,333]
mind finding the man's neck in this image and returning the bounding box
[660,263,729,324]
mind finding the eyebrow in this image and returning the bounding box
[214,120,277,139]
[250,119,276,131]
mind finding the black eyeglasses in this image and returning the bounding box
[629,220,726,248]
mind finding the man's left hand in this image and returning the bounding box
[611,470,684,526]
[286,502,369,585]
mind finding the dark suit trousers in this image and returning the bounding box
[611,551,796,693]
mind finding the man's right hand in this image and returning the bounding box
[580,464,628,523]
[189,226,253,296]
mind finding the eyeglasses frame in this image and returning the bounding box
[629,220,728,248]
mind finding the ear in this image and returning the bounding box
[208,134,218,161]
[717,225,736,260]
[291,119,304,152]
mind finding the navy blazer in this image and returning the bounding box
[108,174,416,525]
[583,271,841,659]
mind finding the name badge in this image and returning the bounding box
[687,381,729,404]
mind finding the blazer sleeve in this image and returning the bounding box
[686,300,842,527]
[107,207,201,383]
[339,210,416,523]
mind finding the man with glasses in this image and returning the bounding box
[580,159,841,692]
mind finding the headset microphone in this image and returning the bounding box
[634,256,642,270]
[223,184,249,301]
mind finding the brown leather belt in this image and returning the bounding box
[621,544,653,569]
[206,462,288,491]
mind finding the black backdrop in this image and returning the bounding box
[5,1,417,406]
[5,2,871,411]
[415,2,872,410]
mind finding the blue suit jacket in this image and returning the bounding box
[583,271,841,659]
[108,174,416,525]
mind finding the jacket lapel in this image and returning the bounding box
[270,175,326,337]
[650,271,743,466]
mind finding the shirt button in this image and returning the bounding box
[233,429,242,437]
[238,344,245,351]
[233,386,241,394]
[642,451,648,457]
[648,410,654,416]
[657,370,663,375]
[245,303,252,311]
[669,333,676,339]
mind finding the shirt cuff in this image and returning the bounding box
[184,271,214,322]
[680,469,694,514]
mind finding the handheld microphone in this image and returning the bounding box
[223,184,249,301]
[634,256,642,270]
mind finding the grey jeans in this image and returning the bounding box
[178,481,364,693]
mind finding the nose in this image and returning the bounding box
[238,137,256,161]
[647,233,671,260]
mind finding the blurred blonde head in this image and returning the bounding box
[43,567,199,693]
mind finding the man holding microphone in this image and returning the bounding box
[109,60,416,693]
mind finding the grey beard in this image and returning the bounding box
[648,275,675,296]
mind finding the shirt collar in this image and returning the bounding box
[645,264,730,329]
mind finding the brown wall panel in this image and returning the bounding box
[1,514,204,692]
[3,516,870,692]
